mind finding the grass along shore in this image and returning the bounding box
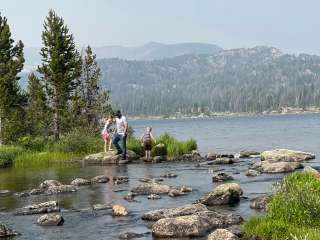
[244,171,320,240]
[0,132,197,168]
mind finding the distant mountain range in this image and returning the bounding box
[98,46,320,116]
[23,42,222,70]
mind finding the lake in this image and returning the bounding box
[0,113,319,240]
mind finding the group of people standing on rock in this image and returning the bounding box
[101,110,156,161]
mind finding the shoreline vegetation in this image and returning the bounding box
[129,106,320,121]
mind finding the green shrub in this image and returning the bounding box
[151,143,167,157]
[244,172,320,240]
[17,136,51,151]
[127,137,144,156]
[157,133,197,157]
[0,146,24,168]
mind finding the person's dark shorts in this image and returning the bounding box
[144,141,152,151]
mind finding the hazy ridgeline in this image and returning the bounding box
[99,46,320,116]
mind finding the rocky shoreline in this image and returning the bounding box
[0,148,316,239]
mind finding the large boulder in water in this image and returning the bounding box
[199,183,243,206]
[37,213,64,226]
[251,161,302,173]
[261,149,315,162]
[0,224,19,237]
[250,195,271,211]
[152,210,243,238]
[15,201,60,215]
[142,203,208,221]
[84,150,138,164]
[131,182,171,195]
[208,229,239,240]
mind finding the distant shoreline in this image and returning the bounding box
[129,107,320,121]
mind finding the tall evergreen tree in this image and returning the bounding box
[0,13,25,144]
[73,46,111,131]
[26,73,48,136]
[38,10,81,139]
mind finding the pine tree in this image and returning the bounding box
[38,10,81,139]
[26,73,49,136]
[0,13,25,144]
[73,46,111,132]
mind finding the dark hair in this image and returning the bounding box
[115,110,122,118]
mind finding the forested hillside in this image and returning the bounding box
[99,46,320,116]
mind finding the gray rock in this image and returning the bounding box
[131,182,171,196]
[180,186,192,192]
[212,172,234,182]
[37,213,64,226]
[210,158,235,164]
[168,189,185,197]
[245,169,260,177]
[71,178,91,186]
[303,166,319,175]
[0,224,19,237]
[206,153,235,160]
[0,190,11,197]
[92,203,112,211]
[208,229,239,240]
[139,178,163,183]
[147,194,161,200]
[152,210,243,238]
[45,185,77,195]
[124,192,137,202]
[29,188,45,195]
[142,203,208,221]
[153,156,166,163]
[119,232,146,240]
[250,195,271,211]
[240,150,260,158]
[261,149,315,162]
[251,161,302,173]
[199,183,243,206]
[113,176,129,185]
[160,172,177,178]
[91,175,110,183]
[39,180,62,189]
[15,201,60,215]
[84,150,138,164]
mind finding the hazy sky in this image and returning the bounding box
[2,0,320,54]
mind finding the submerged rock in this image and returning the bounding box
[208,229,239,240]
[142,203,208,221]
[239,150,260,158]
[139,177,163,183]
[84,150,138,164]
[199,183,243,206]
[124,192,137,202]
[212,172,234,182]
[211,158,235,164]
[147,194,161,200]
[118,232,146,240]
[113,176,129,185]
[246,169,260,177]
[250,195,271,211]
[160,172,177,178]
[112,204,128,216]
[180,186,192,192]
[37,213,64,226]
[261,149,315,162]
[251,161,302,173]
[0,190,12,197]
[46,185,77,195]
[152,210,243,238]
[39,180,62,189]
[0,224,20,237]
[91,175,110,184]
[206,153,235,160]
[29,188,45,195]
[131,182,171,195]
[92,203,112,211]
[15,201,60,215]
[71,178,91,186]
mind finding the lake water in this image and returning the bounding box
[0,113,319,240]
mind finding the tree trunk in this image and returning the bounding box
[53,91,60,140]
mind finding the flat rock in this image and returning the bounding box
[15,201,60,215]
[152,210,243,238]
[206,153,235,160]
[199,183,243,206]
[250,195,271,211]
[168,189,185,197]
[112,204,128,216]
[0,190,12,197]
[261,149,315,162]
[246,169,260,177]
[239,150,260,158]
[208,229,239,240]
[251,161,302,173]
[84,150,138,164]
[142,203,208,221]
[131,182,171,195]
[212,172,234,182]
[180,186,192,192]
[39,180,62,189]
[37,213,64,226]
[46,185,77,195]
[92,203,112,211]
[139,178,163,183]
[91,175,110,184]
[0,224,19,237]
[71,178,91,186]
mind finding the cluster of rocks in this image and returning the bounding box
[0,224,20,238]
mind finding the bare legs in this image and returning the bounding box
[145,150,151,161]
[108,139,113,151]
[104,138,113,152]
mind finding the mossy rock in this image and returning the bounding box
[151,144,167,157]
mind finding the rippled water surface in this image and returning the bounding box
[0,114,319,240]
